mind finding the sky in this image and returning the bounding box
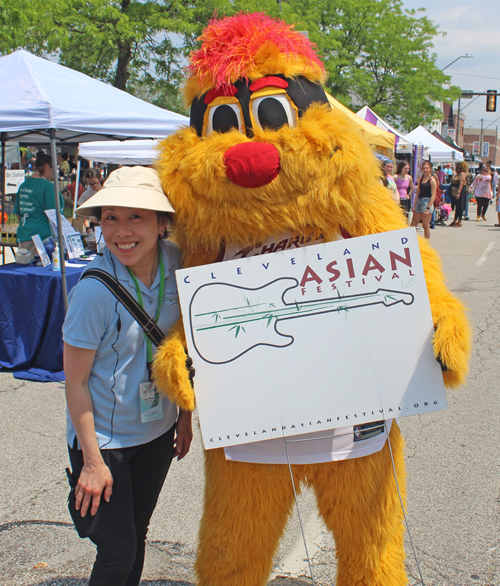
[401,0,500,132]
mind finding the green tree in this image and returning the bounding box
[2,0,459,126]
[275,0,460,131]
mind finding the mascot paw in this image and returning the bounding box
[152,337,196,411]
[432,309,472,389]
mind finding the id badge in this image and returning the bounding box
[139,382,164,423]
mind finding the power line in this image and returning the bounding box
[446,70,500,81]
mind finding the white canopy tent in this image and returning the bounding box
[356,106,413,154]
[0,49,189,307]
[404,126,463,163]
[79,139,160,165]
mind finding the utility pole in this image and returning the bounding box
[480,118,484,161]
[456,98,461,146]
[495,126,498,166]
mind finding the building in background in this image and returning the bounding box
[462,127,500,165]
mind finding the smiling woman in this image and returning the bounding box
[63,167,193,586]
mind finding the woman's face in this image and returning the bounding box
[422,163,431,175]
[403,164,410,175]
[481,166,489,175]
[100,207,168,273]
[384,162,394,175]
[87,177,102,191]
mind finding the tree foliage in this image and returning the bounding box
[1,0,459,127]
[275,0,460,131]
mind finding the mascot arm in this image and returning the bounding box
[152,319,195,411]
[418,237,471,388]
[152,248,219,411]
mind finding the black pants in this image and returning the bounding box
[476,197,490,218]
[454,188,467,221]
[68,426,176,586]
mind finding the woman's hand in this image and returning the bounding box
[75,458,113,517]
[174,409,193,460]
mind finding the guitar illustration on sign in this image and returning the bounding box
[189,277,414,364]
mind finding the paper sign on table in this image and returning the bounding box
[176,228,447,450]
[67,233,85,257]
[31,234,51,267]
[44,209,80,258]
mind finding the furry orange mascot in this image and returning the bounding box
[153,13,471,586]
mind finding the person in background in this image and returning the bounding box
[64,167,192,586]
[394,161,414,214]
[486,161,498,194]
[495,189,500,227]
[444,164,453,183]
[448,161,468,227]
[463,167,474,220]
[380,158,399,202]
[60,153,71,178]
[14,153,65,257]
[69,154,78,172]
[410,160,436,239]
[436,166,445,186]
[78,169,103,207]
[62,173,85,206]
[470,165,493,221]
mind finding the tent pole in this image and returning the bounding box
[1,133,5,229]
[49,129,69,312]
[73,158,81,218]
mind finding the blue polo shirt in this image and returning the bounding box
[63,240,181,449]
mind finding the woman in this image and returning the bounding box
[77,168,103,206]
[14,152,65,256]
[395,161,414,213]
[448,161,468,227]
[410,160,436,239]
[470,165,493,221]
[63,167,192,586]
[380,158,399,202]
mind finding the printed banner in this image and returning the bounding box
[176,228,447,449]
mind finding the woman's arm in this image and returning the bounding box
[408,175,414,194]
[174,409,193,460]
[64,342,113,517]
[412,181,420,211]
[429,177,437,211]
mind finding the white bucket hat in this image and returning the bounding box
[76,166,175,217]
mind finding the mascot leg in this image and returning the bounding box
[195,448,298,586]
[310,424,407,586]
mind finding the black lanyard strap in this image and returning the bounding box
[81,268,165,347]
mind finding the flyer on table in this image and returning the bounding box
[176,228,447,450]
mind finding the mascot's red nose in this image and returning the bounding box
[224,142,280,188]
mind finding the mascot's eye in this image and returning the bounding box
[207,103,244,136]
[251,95,296,131]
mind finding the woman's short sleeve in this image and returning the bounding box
[63,278,114,350]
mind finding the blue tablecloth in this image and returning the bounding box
[0,263,86,382]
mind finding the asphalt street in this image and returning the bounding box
[0,203,499,586]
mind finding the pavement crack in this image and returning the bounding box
[0,519,73,534]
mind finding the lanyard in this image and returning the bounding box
[127,247,165,370]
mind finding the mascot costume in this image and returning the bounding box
[153,13,471,586]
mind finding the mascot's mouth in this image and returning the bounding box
[223,141,280,188]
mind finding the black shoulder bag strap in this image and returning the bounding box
[81,268,165,347]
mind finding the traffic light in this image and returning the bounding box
[486,90,497,112]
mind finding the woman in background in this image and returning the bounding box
[448,161,468,227]
[470,165,493,221]
[410,160,436,239]
[395,161,414,214]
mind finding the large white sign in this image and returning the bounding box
[5,170,25,194]
[176,228,447,450]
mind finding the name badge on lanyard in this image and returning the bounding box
[128,246,166,424]
[139,382,164,423]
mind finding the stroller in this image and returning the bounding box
[436,203,451,225]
